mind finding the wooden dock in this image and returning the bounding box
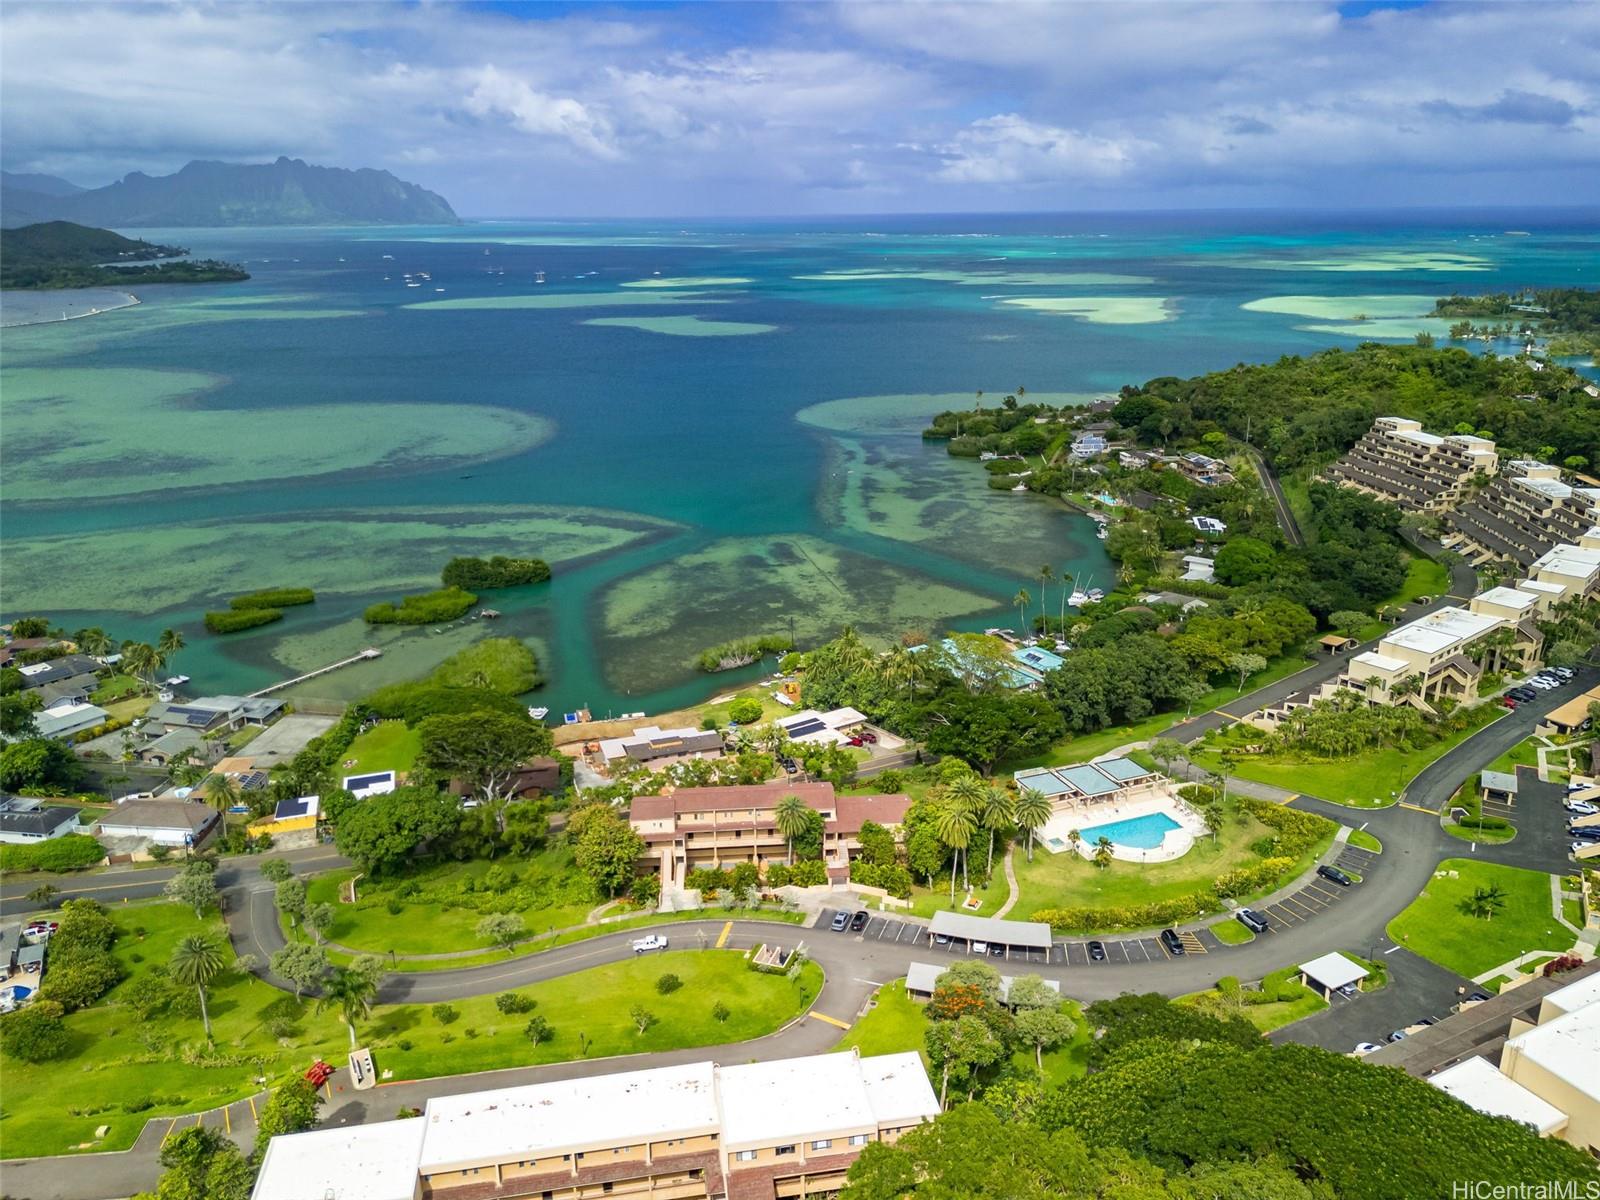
[248,648,382,698]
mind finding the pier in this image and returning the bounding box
[248,647,382,698]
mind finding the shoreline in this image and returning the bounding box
[0,289,141,329]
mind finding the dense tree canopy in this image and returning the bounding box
[333,785,461,875]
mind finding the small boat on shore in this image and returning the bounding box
[528,706,550,720]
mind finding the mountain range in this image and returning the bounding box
[0,157,458,228]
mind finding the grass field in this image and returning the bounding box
[1347,830,1383,853]
[836,979,1090,1086]
[1387,859,1570,977]
[1484,736,1543,777]
[342,720,422,775]
[1354,557,1452,640]
[0,904,820,1159]
[1178,965,1328,1034]
[89,673,143,704]
[1210,918,1256,945]
[907,851,1014,918]
[1008,801,1334,926]
[1190,707,1504,808]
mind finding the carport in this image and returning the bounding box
[1299,951,1369,1000]
[927,911,1052,957]
[905,960,1061,1003]
[1479,770,1518,805]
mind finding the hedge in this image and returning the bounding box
[364,586,477,626]
[230,587,315,611]
[205,607,283,634]
[1237,797,1334,860]
[848,859,913,898]
[72,715,133,745]
[764,860,828,888]
[1034,893,1216,933]
[0,833,103,873]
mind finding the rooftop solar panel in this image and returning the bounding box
[344,772,393,789]
[782,717,827,737]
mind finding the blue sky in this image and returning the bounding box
[2,1,1596,216]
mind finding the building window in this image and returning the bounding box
[736,1151,758,1162]
[849,1135,869,1147]
[603,1185,614,1195]
[776,1145,796,1156]
[810,1140,831,1151]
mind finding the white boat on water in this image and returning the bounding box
[163,675,190,686]
[535,271,546,284]
[1069,590,1089,607]
[528,707,550,720]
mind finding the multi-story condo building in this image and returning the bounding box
[628,782,911,887]
[1322,417,1498,512]
[252,1050,940,1200]
[1443,461,1600,569]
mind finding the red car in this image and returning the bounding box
[304,1060,335,1086]
[860,730,878,744]
[848,736,864,747]
[1499,695,1519,709]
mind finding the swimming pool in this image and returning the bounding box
[1079,811,1181,850]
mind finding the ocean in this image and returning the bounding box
[2,208,1596,717]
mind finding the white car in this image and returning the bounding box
[1553,667,1576,680]
[1527,677,1557,690]
[1352,1042,1382,1056]
[1567,800,1599,817]
[971,941,990,955]
[631,934,668,954]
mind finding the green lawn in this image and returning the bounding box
[0,903,820,1159]
[1387,859,1571,977]
[1278,474,1315,538]
[90,673,143,704]
[1191,707,1505,808]
[1210,917,1256,945]
[1178,966,1328,1034]
[1484,737,1543,776]
[836,979,1089,1085]
[302,851,596,956]
[1008,801,1335,927]
[907,850,1014,919]
[1354,557,1452,640]
[1563,896,1585,929]
[342,720,422,775]
[1000,654,1312,773]
[1347,829,1383,853]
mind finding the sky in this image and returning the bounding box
[2,0,1597,217]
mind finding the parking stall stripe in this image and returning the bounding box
[715,922,732,949]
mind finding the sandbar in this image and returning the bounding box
[1242,295,1439,320]
[999,295,1174,324]
[405,291,717,311]
[582,315,776,337]
[620,277,753,289]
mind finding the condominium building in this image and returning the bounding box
[628,782,911,887]
[1525,538,1600,606]
[1322,417,1498,512]
[251,1050,940,1200]
[1443,461,1600,569]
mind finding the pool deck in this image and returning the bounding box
[1038,789,1207,864]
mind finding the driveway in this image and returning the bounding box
[1271,946,1472,1053]
[240,713,338,765]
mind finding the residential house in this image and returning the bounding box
[251,1050,939,1200]
[774,707,870,746]
[447,757,563,801]
[95,798,220,849]
[594,725,725,772]
[628,782,911,887]
[249,795,320,850]
[0,795,81,844]
[143,695,285,736]
[34,700,110,741]
[343,770,398,799]
[136,727,221,767]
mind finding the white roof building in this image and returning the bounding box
[1430,1057,1569,1137]
[1299,951,1369,995]
[34,701,110,741]
[254,1116,428,1200]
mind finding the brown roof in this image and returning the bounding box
[447,757,562,798]
[640,782,837,818]
[831,792,913,834]
[96,798,218,833]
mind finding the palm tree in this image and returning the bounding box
[1058,569,1073,632]
[1014,787,1051,862]
[933,797,977,899]
[1092,836,1114,870]
[120,641,161,693]
[320,966,378,1048]
[1465,884,1507,921]
[979,786,1013,875]
[169,936,225,1039]
[1012,588,1031,632]
[206,773,240,813]
[74,627,112,657]
[1036,566,1053,626]
[1066,829,1082,858]
[773,794,810,866]
[157,628,186,676]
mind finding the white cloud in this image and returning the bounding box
[463,65,621,160]
[936,114,1138,184]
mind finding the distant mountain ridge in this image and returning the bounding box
[0,157,458,228]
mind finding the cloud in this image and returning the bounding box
[936,115,1138,184]
[1422,89,1582,127]
[463,65,621,160]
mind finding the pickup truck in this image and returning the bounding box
[632,934,669,954]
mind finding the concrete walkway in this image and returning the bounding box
[992,847,1021,918]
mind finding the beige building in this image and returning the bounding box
[629,783,910,887]
[1431,973,1600,1153]
[1322,417,1497,512]
[1445,461,1600,569]
[251,1050,940,1200]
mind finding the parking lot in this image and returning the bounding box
[817,908,1058,963]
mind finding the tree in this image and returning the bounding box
[259,858,292,884]
[270,942,329,999]
[571,804,646,898]
[1036,566,1053,626]
[120,641,162,693]
[416,712,552,805]
[0,736,82,791]
[157,628,186,675]
[320,966,378,1048]
[274,877,307,928]
[1202,804,1223,843]
[711,1001,730,1023]
[1148,737,1184,775]
[924,1014,1005,1106]
[0,998,69,1062]
[154,1126,252,1200]
[164,863,220,919]
[306,902,336,943]
[1227,651,1268,693]
[1465,883,1507,921]
[524,1015,553,1044]
[727,696,763,725]
[254,1076,322,1157]
[1013,787,1051,863]
[1329,610,1369,640]
[26,882,60,908]
[935,790,979,898]
[1012,588,1030,631]
[334,785,461,875]
[1214,537,1277,586]
[476,912,526,952]
[1092,836,1114,870]
[10,616,49,638]
[773,792,812,866]
[205,773,239,813]
[630,1004,655,1034]
[169,936,226,1039]
[75,626,113,657]
[978,786,1013,875]
[856,819,897,867]
[1014,1003,1076,1071]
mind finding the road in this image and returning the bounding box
[2,666,1589,1199]
[1243,447,1304,547]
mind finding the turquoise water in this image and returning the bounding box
[2,210,1596,715]
[1080,812,1182,851]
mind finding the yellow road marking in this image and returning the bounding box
[715,921,732,949]
[1280,794,1299,806]
[1398,802,1438,815]
[809,1011,851,1030]
[248,1095,257,1121]
[324,1082,332,1102]
[163,1118,178,1141]
[224,1105,231,1135]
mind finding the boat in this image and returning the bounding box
[1069,590,1089,607]
[382,254,394,259]
[163,674,190,686]
[1095,526,1107,540]
[528,706,550,720]
[1087,588,1105,601]
[535,271,546,284]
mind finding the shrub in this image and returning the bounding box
[0,999,70,1062]
[786,860,828,887]
[848,860,914,899]
[364,587,477,626]
[655,973,682,995]
[0,833,103,873]
[230,588,315,610]
[495,992,535,1015]
[727,697,763,725]
[711,1001,730,1023]
[362,682,529,725]
[432,1003,459,1026]
[1033,892,1217,932]
[441,556,551,591]
[524,1015,553,1044]
[203,608,283,634]
[694,634,793,673]
[267,1018,298,1039]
